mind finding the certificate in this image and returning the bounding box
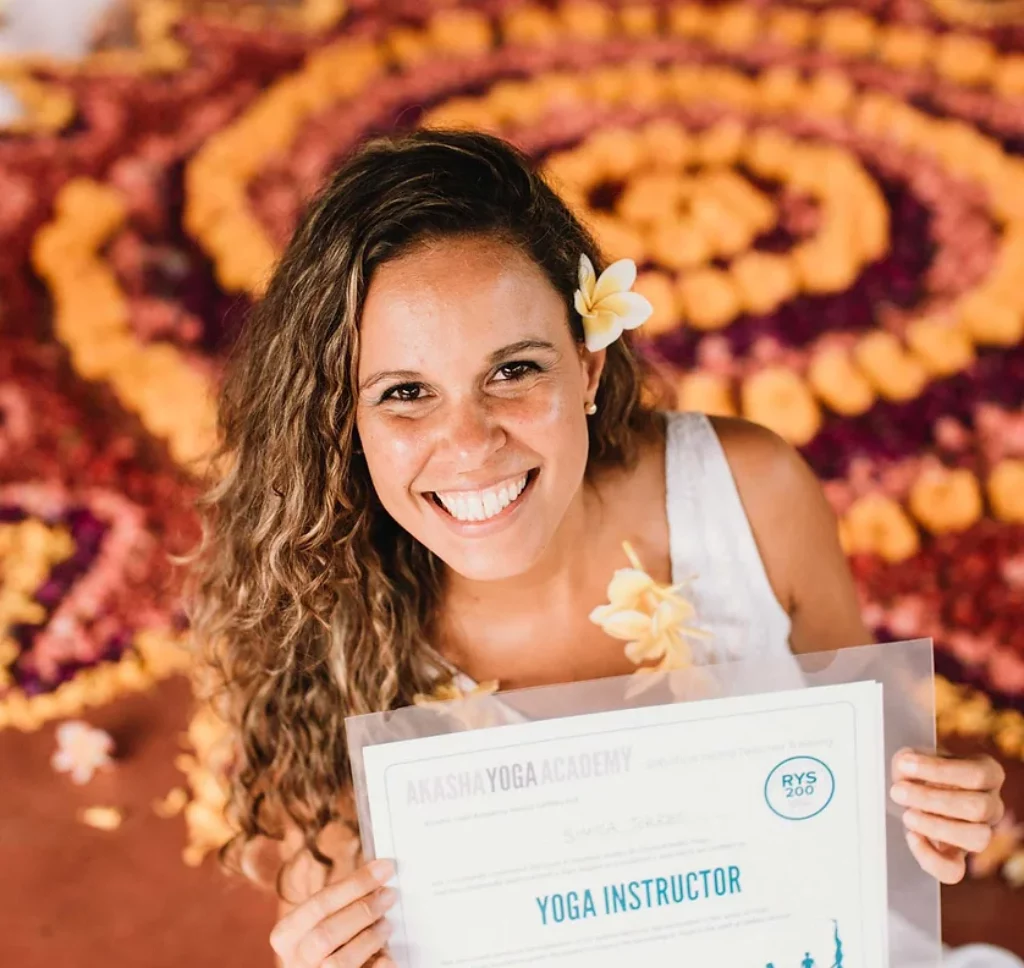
[360,680,889,968]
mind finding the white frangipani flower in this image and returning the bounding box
[574,254,653,352]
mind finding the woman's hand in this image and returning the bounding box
[891,749,1006,884]
[270,858,397,967]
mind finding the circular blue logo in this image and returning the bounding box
[764,755,835,820]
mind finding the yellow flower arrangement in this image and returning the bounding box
[0,73,76,135]
[177,29,1024,399]
[649,220,711,272]
[740,367,822,447]
[503,4,561,46]
[676,372,737,417]
[806,345,877,417]
[988,460,1024,523]
[677,268,742,332]
[632,271,680,337]
[589,543,707,696]
[935,32,998,84]
[171,702,238,867]
[560,0,614,40]
[0,628,190,733]
[620,4,658,37]
[31,180,217,469]
[839,493,921,563]
[905,315,977,377]
[958,290,1024,347]
[0,520,74,688]
[854,332,930,403]
[186,38,385,295]
[428,8,494,53]
[818,7,878,56]
[907,465,985,535]
[995,54,1024,96]
[731,251,798,317]
[11,2,1024,876]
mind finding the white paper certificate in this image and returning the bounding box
[361,680,889,968]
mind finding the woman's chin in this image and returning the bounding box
[429,529,550,585]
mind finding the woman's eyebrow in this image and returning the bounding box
[488,339,558,363]
[360,368,420,392]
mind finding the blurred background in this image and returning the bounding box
[1,0,1022,965]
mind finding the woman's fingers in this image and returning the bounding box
[901,808,994,855]
[890,779,1003,825]
[270,859,395,960]
[294,887,396,968]
[892,750,1005,794]
[322,918,394,968]
[904,830,967,885]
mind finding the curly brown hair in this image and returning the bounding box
[184,129,659,893]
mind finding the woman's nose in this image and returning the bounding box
[438,399,506,470]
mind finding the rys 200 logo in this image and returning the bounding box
[764,756,836,821]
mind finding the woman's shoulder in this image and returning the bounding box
[683,412,839,613]
[704,414,806,482]
[703,413,831,524]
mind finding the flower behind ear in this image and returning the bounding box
[574,254,654,352]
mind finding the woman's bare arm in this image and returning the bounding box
[711,415,873,653]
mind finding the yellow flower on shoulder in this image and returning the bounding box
[590,543,708,685]
[575,255,654,352]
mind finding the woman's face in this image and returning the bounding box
[356,236,604,582]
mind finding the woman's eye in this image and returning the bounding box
[495,361,540,382]
[381,383,424,403]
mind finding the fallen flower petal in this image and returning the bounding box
[51,720,114,785]
[79,806,123,830]
[152,787,189,819]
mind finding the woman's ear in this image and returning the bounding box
[580,346,606,401]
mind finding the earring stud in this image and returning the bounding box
[584,401,598,416]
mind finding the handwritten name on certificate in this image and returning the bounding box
[360,680,889,968]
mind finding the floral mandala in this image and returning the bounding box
[1,0,1023,879]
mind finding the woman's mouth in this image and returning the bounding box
[429,469,538,525]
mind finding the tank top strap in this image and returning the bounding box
[662,411,792,662]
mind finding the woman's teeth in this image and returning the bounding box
[434,474,529,523]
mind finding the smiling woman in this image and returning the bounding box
[183,130,1007,968]
[185,127,659,881]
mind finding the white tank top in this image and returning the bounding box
[662,410,791,664]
